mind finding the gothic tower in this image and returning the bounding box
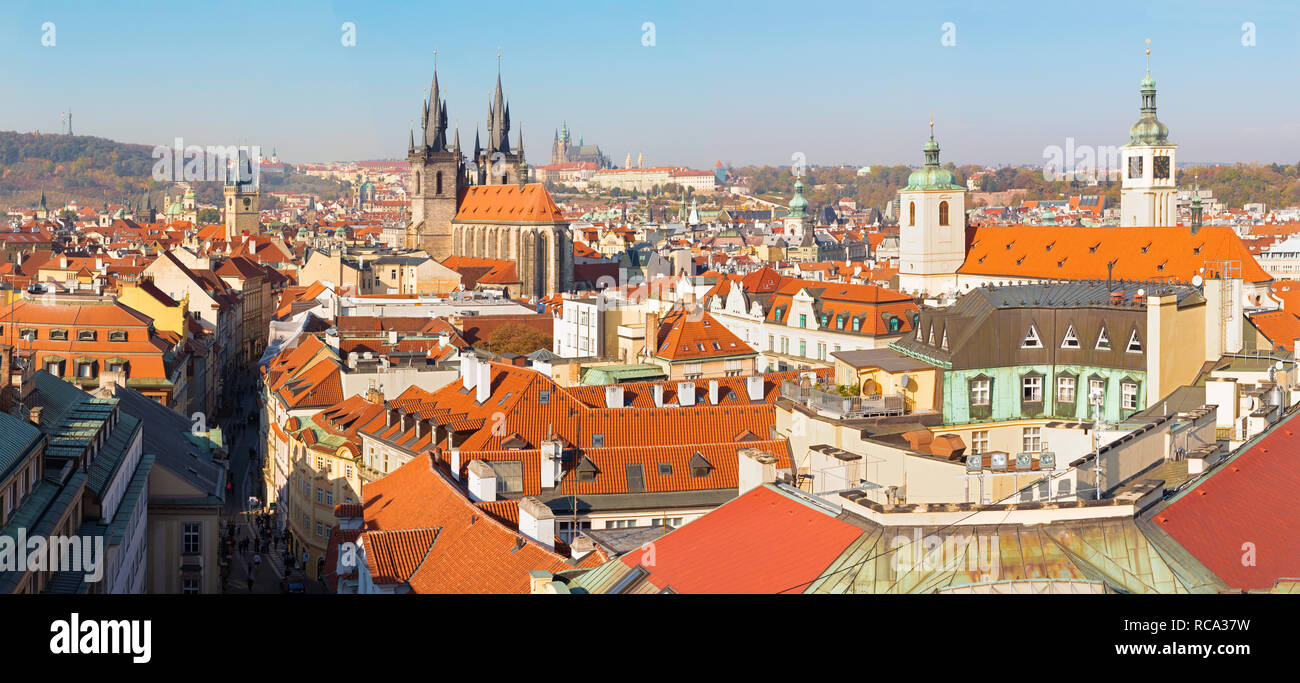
[1120,44,1176,227]
[224,153,260,236]
[475,67,524,186]
[407,66,465,258]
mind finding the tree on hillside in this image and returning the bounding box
[485,323,552,356]
[197,208,220,223]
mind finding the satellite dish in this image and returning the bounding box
[1275,361,1284,371]
[1191,274,1203,287]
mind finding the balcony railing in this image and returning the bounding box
[780,381,905,418]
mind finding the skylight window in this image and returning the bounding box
[1021,324,1043,349]
[1096,326,1111,350]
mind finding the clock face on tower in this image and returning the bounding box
[1128,156,1143,179]
[1153,156,1170,180]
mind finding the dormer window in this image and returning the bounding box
[1126,329,1143,353]
[50,329,68,341]
[1021,324,1043,349]
[940,328,949,351]
[77,330,96,342]
[1061,325,1079,349]
[108,330,127,342]
[1096,326,1111,350]
[928,325,935,346]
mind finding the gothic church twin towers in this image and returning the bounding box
[405,62,571,298]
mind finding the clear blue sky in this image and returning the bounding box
[2,0,1297,168]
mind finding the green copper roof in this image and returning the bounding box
[788,178,808,217]
[905,127,963,191]
[1129,63,1170,146]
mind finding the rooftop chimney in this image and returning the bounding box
[348,352,358,369]
[517,497,556,550]
[746,375,764,402]
[738,447,779,495]
[605,384,624,409]
[677,381,696,407]
[645,311,660,357]
[388,330,398,345]
[29,406,43,427]
[652,384,664,407]
[462,354,478,391]
[466,460,497,502]
[476,361,492,403]
[448,448,462,481]
[540,440,563,489]
[708,379,720,405]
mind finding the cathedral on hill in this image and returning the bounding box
[404,63,572,299]
[550,121,611,168]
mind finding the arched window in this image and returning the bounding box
[435,171,443,195]
[908,202,916,226]
[939,201,950,226]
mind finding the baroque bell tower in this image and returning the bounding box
[407,58,465,258]
[1120,41,1177,227]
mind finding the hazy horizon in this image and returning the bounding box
[4,0,1298,168]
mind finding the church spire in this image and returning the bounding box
[1129,39,1169,145]
[423,61,448,152]
[922,117,940,167]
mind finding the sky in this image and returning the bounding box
[2,0,1298,168]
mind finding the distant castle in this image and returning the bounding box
[550,122,610,168]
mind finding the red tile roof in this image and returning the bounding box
[356,453,572,593]
[960,226,1271,285]
[616,484,864,593]
[453,184,565,224]
[653,309,755,361]
[1155,410,1300,590]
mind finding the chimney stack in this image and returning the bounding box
[466,460,497,502]
[652,384,664,407]
[518,497,556,550]
[476,361,492,403]
[462,354,478,391]
[605,384,624,409]
[677,381,696,407]
[738,447,779,495]
[746,375,764,402]
[645,311,660,356]
[448,448,462,481]
[29,406,43,427]
[708,379,720,405]
[540,440,563,489]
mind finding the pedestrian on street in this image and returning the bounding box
[246,576,254,592]
[254,553,262,568]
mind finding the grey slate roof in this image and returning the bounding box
[0,410,42,482]
[111,384,225,500]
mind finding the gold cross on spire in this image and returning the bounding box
[433,48,438,70]
[1145,38,1151,72]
